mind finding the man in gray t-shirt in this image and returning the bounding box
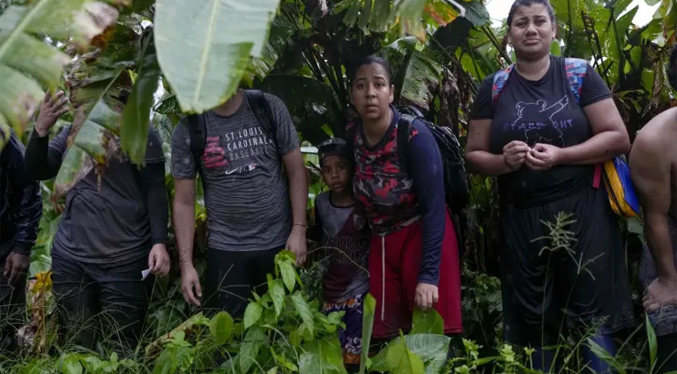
[171,89,308,318]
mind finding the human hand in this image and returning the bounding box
[287,225,307,266]
[643,277,677,312]
[35,91,69,137]
[415,283,439,311]
[3,252,29,286]
[148,244,170,276]
[502,141,530,172]
[526,143,561,171]
[180,264,202,307]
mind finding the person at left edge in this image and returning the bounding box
[0,130,42,354]
[24,91,170,356]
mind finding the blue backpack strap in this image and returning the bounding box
[491,64,515,107]
[563,57,588,104]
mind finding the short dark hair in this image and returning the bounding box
[669,45,677,91]
[350,55,393,86]
[318,138,352,167]
[507,0,556,27]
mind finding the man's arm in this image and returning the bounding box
[266,93,308,265]
[170,119,201,306]
[630,135,674,281]
[173,179,196,268]
[282,148,309,265]
[173,178,201,305]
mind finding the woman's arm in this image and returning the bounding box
[466,119,519,176]
[556,98,630,165]
[556,64,630,165]
[408,122,446,287]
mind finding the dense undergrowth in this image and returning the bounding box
[0,207,666,374]
[0,0,675,372]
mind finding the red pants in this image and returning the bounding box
[368,211,462,339]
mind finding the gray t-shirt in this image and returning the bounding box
[171,93,300,252]
[51,126,166,264]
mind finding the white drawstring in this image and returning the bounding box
[381,235,386,322]
[377,215,421,323]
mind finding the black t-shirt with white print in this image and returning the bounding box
[470,55,612,206]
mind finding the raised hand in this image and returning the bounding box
[35,91,69,137]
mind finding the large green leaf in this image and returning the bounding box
[0,0,118,151]
[209,311,234,345]
[385,337,425,374]
[299,337,348,374]
[463,0,491,27]
[121,32,160,165]
[291,292,315,336]
[154,0,282,114]
[381,37,444,110]
[239,327,267,374]
[268,276,286,318]
[60,353,83,374]
[244,301,264,330]
[54,22,140,197]
[54,97,124,198]
[371,334,451,374]
[410,308,444,335]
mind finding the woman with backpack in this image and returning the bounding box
[466,0,634,372]
[345,55,462,345]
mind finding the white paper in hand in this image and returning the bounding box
[141,268,151,280]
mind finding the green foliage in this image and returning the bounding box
[0,0,119,151]
[153,0,281,114]
[3,0,675,373]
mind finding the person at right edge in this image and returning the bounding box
[466,0,634,372]
[631,45,677,373]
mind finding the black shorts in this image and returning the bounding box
[203,247,282,320]
[499,186,634,346]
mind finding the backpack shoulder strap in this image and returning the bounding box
[244,89,277,142]
[345,122,357,150]
[563,57,588,104]
[492,64,515,107]
[397,114,415,173]
[187,113,206,169]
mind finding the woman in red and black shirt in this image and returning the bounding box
[345,56,462,342]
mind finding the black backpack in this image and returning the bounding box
[187,90,278,170]
[345,108,469,215]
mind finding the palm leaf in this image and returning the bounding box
[154,0,282,114]
[0,0,119,151]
